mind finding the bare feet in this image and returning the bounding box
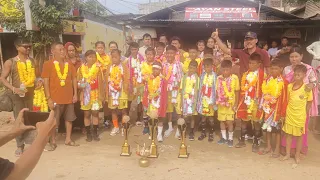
[280,155,290,161]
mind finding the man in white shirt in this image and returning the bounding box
[267,40,278,59]
[139,33,152,57]
[307,38,320,69]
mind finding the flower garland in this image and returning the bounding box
[147,75,162,112]
[109,64,123,106]
[96,52,111,68]
[261,76,284,114]
[216,76,235,107]
[33,87,48,112]
[183,74,197,115]
[164,62,181,103]
[80,63,99,84]
[241,71,258,114]
[130,56,143,86]
[53,61,68,86]
[182,57,201,74]
[201,73,214,114]
[80,63,100,110]
[16,58,36,87]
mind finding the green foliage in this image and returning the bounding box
[80,0,112,17]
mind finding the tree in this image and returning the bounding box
[80,0,113,17]
[0,0,72,67]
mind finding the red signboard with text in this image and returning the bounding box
[185,7,258,21]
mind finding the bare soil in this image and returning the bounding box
[1,112,320,180]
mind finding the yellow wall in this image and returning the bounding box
[83,19,124,52]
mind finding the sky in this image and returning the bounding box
[98,0,150,14]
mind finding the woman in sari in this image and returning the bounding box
[281,44,318,156]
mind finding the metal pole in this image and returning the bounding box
[258,2,262,21]
[0,36,3,69]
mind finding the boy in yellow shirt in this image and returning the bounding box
[182,45,202,74]
[281,65,312,164]
[216,60,240,147]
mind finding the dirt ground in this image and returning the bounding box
[1,111,320,180]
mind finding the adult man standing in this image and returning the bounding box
[159,34,168,46]
[0,38,41,157]
[307,38,320,69]
[211,31,270,75]
[139,33,152,57]
[276,37,291,66]
[124,36,133,57]
[170,36,187,63]
[42,42,79,149]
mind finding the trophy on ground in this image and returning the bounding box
[148,110,159,158]
[177,118,189,158]
[120,116,131,156]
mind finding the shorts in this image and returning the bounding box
[166,92,181,114]
[108,97,128,110]
[218,113,235,121]
[242,104,260,122]
[54,104,77,127]
[81,101,102,111]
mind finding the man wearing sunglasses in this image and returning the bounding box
[0,38,42,157]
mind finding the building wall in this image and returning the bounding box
[83,19,124,52]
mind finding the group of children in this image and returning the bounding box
[78,40,313,165]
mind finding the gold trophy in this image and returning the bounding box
[120,116,131,156]
[177,118,189,158]
[148,110,159,158]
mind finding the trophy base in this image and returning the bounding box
[147,153,159,158]
[178,153,189,158]
[120,145,132,156]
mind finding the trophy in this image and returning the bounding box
[137,143,151,168]
[148,110,159,158]
[120,116,131,156]
[177,118,189,158]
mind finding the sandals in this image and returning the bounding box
[44,143,57,151]
[65,141,80,147]
[271,153,280,158]
[258,148,272,155]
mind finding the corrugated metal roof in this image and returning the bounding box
[135,0,301,21]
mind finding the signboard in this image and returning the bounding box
[185,7,258,21]
[283,29,301,39]
[63,20,86,35]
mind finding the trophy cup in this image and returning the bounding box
[120,116,131,156]
[137,143,151,168]
[177,118,189,158]
[148,110,159,158]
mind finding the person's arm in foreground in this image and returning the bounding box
[306,42,316,57]
[6,110,56,180]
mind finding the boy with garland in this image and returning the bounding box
[163,45,183,138]
[106,49,130,136]
[128,42,145,127]
[143,61,168,142]
[77,50,105,142]
[155,42,166,62]
[179,61,200,140]
[258,59,288,157]
[141,47,156,135]
[197,58,217,142]
[182,45,202,74]
[216,60,240,147]
[236,53,266,152]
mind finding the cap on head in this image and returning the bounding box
[244,31,257,39]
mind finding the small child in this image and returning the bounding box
[78,50,105,141]
[106,49,130,136]
[216,60,240,147]
[155,42,166,62]
[258,59,288,157]
[236,53,265,152]
[141,47,156,135]
[180,61,199,140]
[162,45,183,138]
[197,40,206,59]
[197,58,217,142]
[281,65,312,164]
[143,61,168,142]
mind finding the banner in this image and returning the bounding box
[185,7,258,21]
[63,20,86,35]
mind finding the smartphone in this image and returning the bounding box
[24,111,50,126]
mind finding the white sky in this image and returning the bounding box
[99,0,149,14]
